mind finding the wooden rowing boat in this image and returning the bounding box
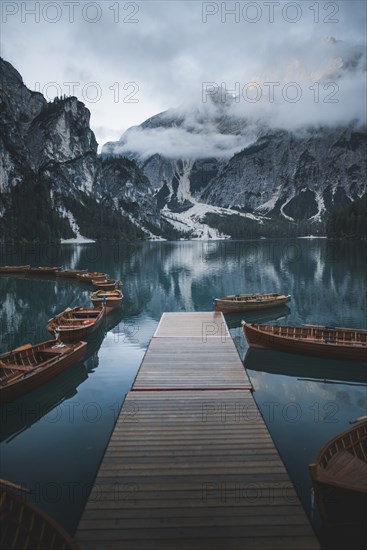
[309,420,367,527]
[91,290,123,311]
[55,269,88,279]
[0,480,80,550]
[214,293,290,313]
[92,278,122,290]
[46,307,105,343]
[26,266,61,275]
[76,272,108,282]
[0,340,87,403]
[0,265,30,274]
[242,323,367,362]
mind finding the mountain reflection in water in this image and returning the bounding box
[0,239,366,540]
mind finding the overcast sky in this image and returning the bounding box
[2,0,366,152]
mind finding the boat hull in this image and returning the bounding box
[309,421,367,527]
[49,325,99,343]
[0,483,80,550]
[311,477,367,526]
[91,297,123,311]
[56,269,88,279]
[0,341,87,403]
[0,265,30,274]
[92,279,122,290]
[91,290,123,311]
[27,267,61,275]
[243,323,367,362]
[215,294,290,313]
[76,272,108,282]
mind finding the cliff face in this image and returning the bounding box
[201,127,367,221]
[0,59,46,193]
[1,57,366,242]
[104,107,367,230]
[0,58,161,242]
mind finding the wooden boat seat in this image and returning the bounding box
[38,348,67,356]
[57,318,95,323]
[0,363,34,372]
[72,314,98,318]
[324,449,367,490]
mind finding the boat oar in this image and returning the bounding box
[13,343,33,352]
[349,415,367,424]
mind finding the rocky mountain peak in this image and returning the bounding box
[0,59,162,242]
[1,58,366,242]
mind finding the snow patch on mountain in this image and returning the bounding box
[162,201,266,240]
[177,159,195,203]
[255,189,282,215]
[59,210,95,244]
[309,191,326,222]
[280,197,296,221]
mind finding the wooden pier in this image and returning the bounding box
[76,312,319,549]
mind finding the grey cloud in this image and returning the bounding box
[110,34,366,159]
[112,126,251,159]
[1,0,366,149]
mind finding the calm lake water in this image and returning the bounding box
[0,239,366,543]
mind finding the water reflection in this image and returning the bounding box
[244,347,367,542]
[0,239,366,538]
[224,304,291,329]
[0,276,124,354]
[1,240,366,353]
[244,348,367,385]
[0,362,89,443]
[225,305,291,359]
[0,314,117,444]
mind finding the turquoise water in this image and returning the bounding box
[0,239,366,539]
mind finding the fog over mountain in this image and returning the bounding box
[1,2,366,241]
[105,36,366,160]
[100,34,366,235]
[2,1,366,145]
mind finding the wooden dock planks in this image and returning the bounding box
[133,337,252,391]
[153,311,229,339]
[76,313,320,549]
[135,312,252,391]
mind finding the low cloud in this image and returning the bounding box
[2,1,366,152]
[109,124,257,160]
[106,36,366,160]
[226,36,367,131]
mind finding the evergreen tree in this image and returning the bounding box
[326,193,367,239]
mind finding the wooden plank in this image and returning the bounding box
[80,504,307,519]
[77,392,319,548]
[133,331,251,390]
[79,515,314,530]
[76,538,319,550]
[76,313,320,550]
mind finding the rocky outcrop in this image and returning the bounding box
[201,127,367,221]
[1,57,366,242]
[104,106,367,226]
[0,58,161,242]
